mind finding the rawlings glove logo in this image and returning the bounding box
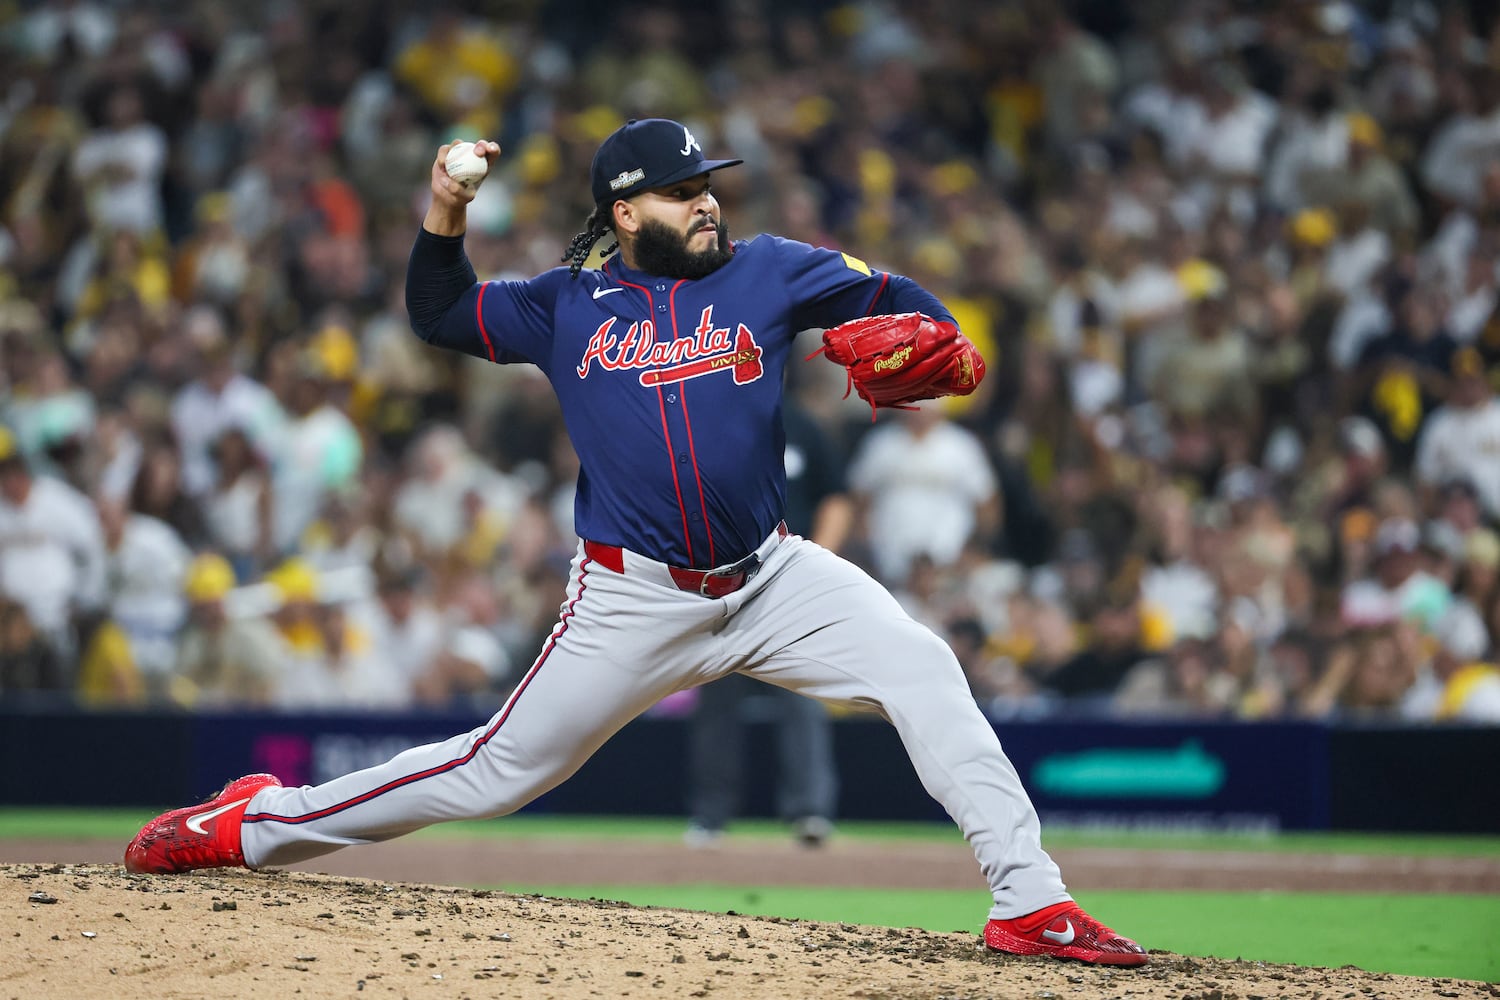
[872,346,913,372]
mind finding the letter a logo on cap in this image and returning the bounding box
[680,127,701,157]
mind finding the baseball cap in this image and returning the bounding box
[1373,517,1421,557]
[1338,416,1384,458]
[589,119,743,206]
[184,553,236,603]
[1452,346,1485,379]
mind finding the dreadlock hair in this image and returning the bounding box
[561,204,619,278]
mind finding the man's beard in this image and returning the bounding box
[632,217,733,279]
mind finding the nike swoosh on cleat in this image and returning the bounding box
[592,287,623,299]
[185,796,253,835]
[1041,919,1076,945]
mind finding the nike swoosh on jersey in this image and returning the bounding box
[185,796,253,835]
[592,287,623,299]
[1041,919,1076,945]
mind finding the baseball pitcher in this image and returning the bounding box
[125,118,1146,966]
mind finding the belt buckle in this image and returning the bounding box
[699,553,760,597]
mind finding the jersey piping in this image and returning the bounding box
[669,279,716,566]
[474,281,497,362]
[613,273,696,565]
[862,271,891,316]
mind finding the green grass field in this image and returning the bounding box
[4,810,1497,982]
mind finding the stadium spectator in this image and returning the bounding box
[0,597,67,699]
[358,563,446,692]
[1415,347,1500,518]
[173,552,282,707]
[95,495,191,693]
[848,406,999,584]
[0,426,108,659]
[202,426,275,581]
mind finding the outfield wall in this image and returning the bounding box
[3,707,1495,833]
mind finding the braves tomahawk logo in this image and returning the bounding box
[577,305,764,386]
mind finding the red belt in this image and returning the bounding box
[584,522,788,598]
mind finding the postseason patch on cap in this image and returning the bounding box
[609,168,645,191]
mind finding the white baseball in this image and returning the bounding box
[445,141,488,189]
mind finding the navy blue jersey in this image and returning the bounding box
[412,233,953,568]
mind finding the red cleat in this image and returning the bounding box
[123,773,282,874]
[984,901,1149,966]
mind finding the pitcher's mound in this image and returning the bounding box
[1,863,1490,999]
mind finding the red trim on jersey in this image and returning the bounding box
[861,272,891,316]
[243,559,595,827]
[474,281,497,362]
[655,383,694,565]
[617,275,695,565]
[669,280,715,566]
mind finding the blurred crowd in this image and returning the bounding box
[2,0,1499,722]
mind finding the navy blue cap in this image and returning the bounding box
[590,118,743,205]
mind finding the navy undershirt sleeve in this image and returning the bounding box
[405,228,479,342]
[877,273,956,326]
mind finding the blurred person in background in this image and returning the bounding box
[1303,622,1422,718]
[128,432,209,548]
[1454,526,1500,622]
[1113,637,1229,718]
[393,424,526,564]
[169,304,284,498]
[271,344,364,555]
[1321,416,1388,522]
[358,562,446,695]
[1151,267,1255,427]
[1137,484,1218,646]
[1400,599,1500,722]
[414,624,512,710]
[70,83,167,236]
[848,404,999,586]
[202,426,275,581]
[266,558,408,711]
[1301,112,1420,243]
[0,426,107,661]
[1341,516,1448,628]
[174,552,282,708]
[1415,346,1500,519]
[1036,582,1151,706]
[94,494,191,697]
[0,596,67,700]
[1351,281,1456,466]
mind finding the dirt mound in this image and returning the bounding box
[3,863,1493,999]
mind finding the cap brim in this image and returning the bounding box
[612,158,744,201]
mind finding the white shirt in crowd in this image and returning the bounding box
[849,418,996,583]
[107,513,192,676]
[273,405,363,552]
[71,122,168,234]
[171,373,284,497]
[272,629,411,711]
[1415,399,1500,518]
[349,597,447,687]
[0,475,107,640]
[205,468,270,562]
